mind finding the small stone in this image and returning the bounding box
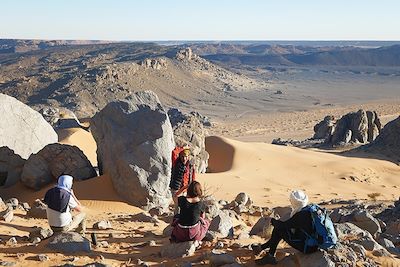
[97,241,109,248]
[7,237,17,246]
[21,202,30,211]
[147,240,156,247]
[93,220,112,230]
[37,254,49,262]
[5,198,18,209]
[137,259,149,267]
[32,237,41,244]
[1,207,13,222]
[215,241,224,249]
[0,261,16,266]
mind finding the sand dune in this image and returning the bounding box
[199,136,400,206]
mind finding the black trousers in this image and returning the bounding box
[261,210,318,255]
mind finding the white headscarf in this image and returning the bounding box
[289,190,308,217]
[56,175,73,193]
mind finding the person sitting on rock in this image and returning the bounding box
[44,174,86,234]
[170,181,210,242]
[251,190,324,265]
[170,146,196,206]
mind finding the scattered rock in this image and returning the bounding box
[27,199,47,219]
[48,232,91,253]
[29,226,53,240]
[209,252,238,267]
[0,206,13,222]
[160,240,200,258]
[37,254,49,262]
[7,237,17,246]
[93,220,112,230]
[5,198,18,209]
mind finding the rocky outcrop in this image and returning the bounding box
[141,58,167,70]
[0,147,26,188]
[0,93,58,159]
[313,115,335,140]
[176,48,194,61]
[312,109,381,146]
[168,108,209,173]
[91,91,174,210]
[21,143,96,190]
[360,116,400,162]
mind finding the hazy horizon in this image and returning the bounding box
[1,0,400,41]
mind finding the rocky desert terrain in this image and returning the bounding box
[0,40,399,266]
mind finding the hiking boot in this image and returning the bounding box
[255,254,277,265]
[251,244,263,255]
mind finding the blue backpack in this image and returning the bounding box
[302,204,337,251]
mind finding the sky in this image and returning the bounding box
[1,0,399,41]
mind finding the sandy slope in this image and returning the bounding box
[200,136,400,207]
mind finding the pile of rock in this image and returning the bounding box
[160,193,399,265]
[141,57,167,70]
[168,108,210,174]
[313,109,381,146]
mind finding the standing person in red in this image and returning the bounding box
[169,146,196,209]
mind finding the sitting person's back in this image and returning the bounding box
[44,175,86,233]
[171,181,210,242]
[251,190,337,265]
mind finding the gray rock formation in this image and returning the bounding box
[0,93,58,159]
[141,57,167,70]
[21,143,96,190]
[313,115,335,140]
[91,91,174,210]
[0,147,25,188]
[360,116,400,162]
[335,223,388,253]
[331,109,381,146]
[176,47,194,61]
[168,109,209,173]
[311,110,382,147]
[209,210,234,237]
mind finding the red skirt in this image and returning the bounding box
[171,217,210,242]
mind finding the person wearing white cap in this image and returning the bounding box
[44,175,86,233]
[251,190,318,265]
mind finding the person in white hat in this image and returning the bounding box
[44,175,86,234]
[251,190,317,265]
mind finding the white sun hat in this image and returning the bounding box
[289,190,309,217]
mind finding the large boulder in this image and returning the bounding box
[0,147,25,187]
[313,110,382,147]
[0,93,58,159]
[21,143,96,190]
[313,115,335,140]
[91,91,174,210]
[361,116,400,162]
[331,109,369,145]
[168,108,209,173]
